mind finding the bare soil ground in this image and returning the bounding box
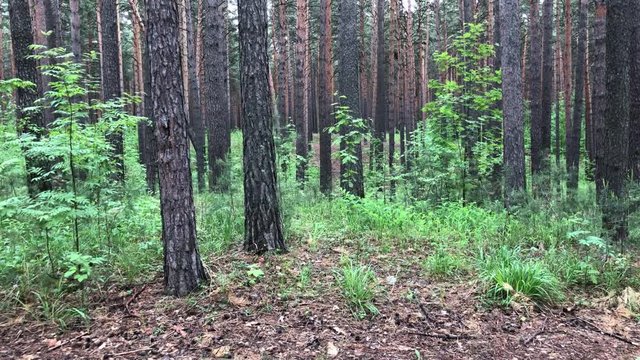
[2,241,639,360]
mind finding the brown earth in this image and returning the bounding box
[1,239,639,360]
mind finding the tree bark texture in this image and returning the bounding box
[294,0,310,183]
[318,0,333,194]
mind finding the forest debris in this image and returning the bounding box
[327,342,339,358]
[408,331,475,340]
[109,348,152,357]
[228,292,249,307]
[46,332,88,352]
[565,317,639,346]
[521,321,547,345]
[212,346,231,358]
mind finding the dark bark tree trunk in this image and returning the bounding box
[591,0,606,196]
[601,0,631,242]
[566,0,587,189]
[555,0,563,167]
[203,0,231,192]
[139,0,157,193]
[238,0,286,253]
[338,0,364,198]
[294,0,310,183]
[101,0,125,182]
[9,0,52,195]
[563,0,572,163]
[500,0,526,207]
[183,0,206,193]
[147,0,208,297]
[318,0,333,194]
[528,0,543,177]
[540,0,553,170]
[0,2,4,81]
[629,0,640,180]
[43,0,61,50]
[388,0,398,172]
[69,0,81,63]
[276,0,290,132]
[373,0,386,169]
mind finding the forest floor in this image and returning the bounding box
[2,240,640,359]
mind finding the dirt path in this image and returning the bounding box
[2,245,639,359]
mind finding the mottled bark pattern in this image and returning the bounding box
[9,0,51,195]
[540,0,553,167]
[204,0,231,191]
[338,0,364,198]
[70,0,81,63]
[629,0,640,180]
[147,0,208,296]
[591,0,606,196]
[566,0,587,189]
[528,0,543,175]
[101,0,124,182]
[318,0,333,194]
[602,0,631,241]
[276,0,290,130]
[294,0,309,183]
[238,0,286,253]
[500,0,526,206]
[373,0,385,169]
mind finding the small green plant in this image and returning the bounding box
[62,252,105,285]
[246,264,265,285]
[335,260,379,319]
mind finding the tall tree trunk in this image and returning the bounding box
[9,0,52,195]
[276,0,290,132]
[629,0,640,180]
[338,0,364,198]
[528,0,543,178]
[101,0,124,182]
[418,0,429,120]
[540,0,553,171]
[294,0,310,183]
[373,0,386,169]
[238,0,286,253]
[562,0,572,163]
[388,0,398,171]
[500,0,526,207]
[601,0,631,242]
[405,6,417,164]
[566,0,587,189]
[140,0,157,193]
[203,0,231,192]
[69,0,81,63]
[147,0,208,297]
[318,0,333,194]
[591,0,606,196]
[359,0,368,120]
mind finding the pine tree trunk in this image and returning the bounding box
[338,0,364,198]
[563,0,573,162]
[528,0,543,177]
[540,0,553,170]
[628,0,640,180]
[566,0,587,189]
[0,2,4,81]
[318,0,333,194]
[500,0,526,207]
[238,0,286,253]
[70,0,81,63]
[276,0,290,132]
[203,0,231,192]
[373,0,386,170]
[101,0,125,182]
[591,0,606,197]
[388,0,398,171]
[601,0,631,242]
[294,0,310,183]
[9,0,52,195]
[147,0,208,297]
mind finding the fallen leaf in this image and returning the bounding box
[228,293,249,307]
[212,345,231,358]
[45,339,59,348]
[397,345,413,351]
[327,342,339,358]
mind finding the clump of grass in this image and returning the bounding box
[422,248,467,278]
[335,260,379,319]
[482,259,563,305]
